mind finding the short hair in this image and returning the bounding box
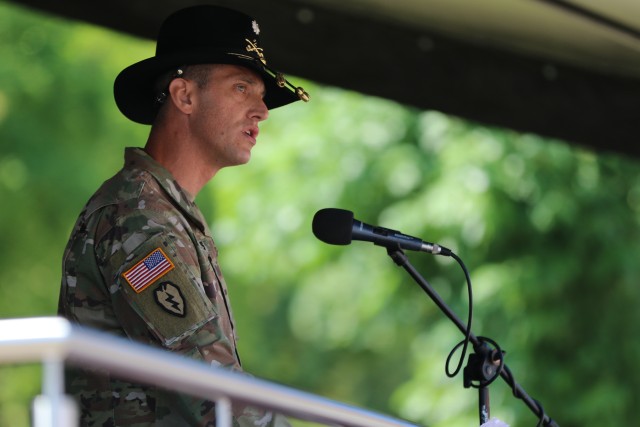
[182,64,218,89]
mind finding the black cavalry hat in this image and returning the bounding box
[114,5,308,124]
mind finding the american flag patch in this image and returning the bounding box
[122,248,175,293]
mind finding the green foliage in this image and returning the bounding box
[1,2,639,427]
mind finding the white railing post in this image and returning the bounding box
[216,397,232,427]
[32,356,78,427]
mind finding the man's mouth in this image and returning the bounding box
[243,127,259,143]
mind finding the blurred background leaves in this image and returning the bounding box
[1,1,639,426]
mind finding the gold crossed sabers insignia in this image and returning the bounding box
[245,39,266,65]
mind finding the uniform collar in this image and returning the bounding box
[124,147,209,234]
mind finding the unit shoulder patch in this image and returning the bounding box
[154,281,186,317]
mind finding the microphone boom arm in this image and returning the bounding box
[386,247,558,427]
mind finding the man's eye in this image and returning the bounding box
[236,84,247,93]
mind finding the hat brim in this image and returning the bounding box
[114,49,299,125]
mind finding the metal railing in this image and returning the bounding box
[0,317,421,427]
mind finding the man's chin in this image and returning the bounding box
[229,155,252,168]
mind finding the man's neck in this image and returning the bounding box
[144,125,218,196]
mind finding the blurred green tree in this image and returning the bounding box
[1,2,639,427]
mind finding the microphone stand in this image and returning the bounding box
[386,247,558,427]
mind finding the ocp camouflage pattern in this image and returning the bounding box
[59,147,290,426]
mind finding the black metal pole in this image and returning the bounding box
[386,247,558,427]
[480,386,490,425]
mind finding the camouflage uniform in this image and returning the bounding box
[59,147,288,426]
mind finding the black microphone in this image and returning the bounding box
[312,208,452,256]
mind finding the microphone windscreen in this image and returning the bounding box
[312,208,354,245]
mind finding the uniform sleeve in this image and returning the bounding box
[96,208,239,366]
[114,233,217,345]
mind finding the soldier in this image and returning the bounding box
[58,5,308,426]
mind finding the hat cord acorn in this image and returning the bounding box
[262,62,309,102]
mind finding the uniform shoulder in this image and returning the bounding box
[86,168,161,217]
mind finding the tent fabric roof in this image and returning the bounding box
[8,0,640,157]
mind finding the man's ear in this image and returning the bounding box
[167,78,194,115]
